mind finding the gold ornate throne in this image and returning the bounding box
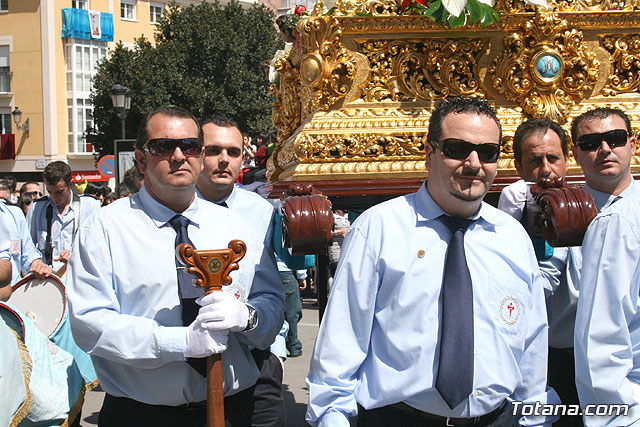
[269,0,640,200]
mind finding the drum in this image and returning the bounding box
[10,273,66,338]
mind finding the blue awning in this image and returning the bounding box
[61,8,114,42]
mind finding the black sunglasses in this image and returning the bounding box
[430,138,501,163]
[576,129,628,152]
[143,138,203,156]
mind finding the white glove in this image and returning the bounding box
[196,291,249,333]
[184,319,228,358]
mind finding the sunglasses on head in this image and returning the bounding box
[143,138,203,156]
[576,129,628,152]
[430,138,501,163]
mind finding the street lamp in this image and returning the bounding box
[110,82,132,139]
[11,106,29,137]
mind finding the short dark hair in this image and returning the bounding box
[43,161,72,186]
[19,182,40,195]
[123,163,144,193]
[427,97,502,144]
[513,118,568,165]
[135,106,203,150]
[201,115,241,133]
[115,182,135,198]
[571,107,632,144]
[84,182,105,197]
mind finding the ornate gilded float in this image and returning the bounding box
[269,0,640,197]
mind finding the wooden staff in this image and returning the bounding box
[177,240,246,427]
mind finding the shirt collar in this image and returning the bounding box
[195,185,236,207]
[414,181,501,228]
[585,179,640,211]
[136,184,201,228]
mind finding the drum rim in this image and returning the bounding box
[0,302,26,342]
[11,272,66,293]
[10,272,67,338]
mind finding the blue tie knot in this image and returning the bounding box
[169,214,190,231]
[439,215,475,234]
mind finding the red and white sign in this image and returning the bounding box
[72,171,109,182]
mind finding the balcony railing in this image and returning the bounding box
[0,69,11,93]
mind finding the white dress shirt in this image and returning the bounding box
[68,185,284,405]
[306,183,559,427]
[499,179,640,348]
[196,185,286,358]
[575,190,640,426]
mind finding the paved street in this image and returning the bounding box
[79,299,320,427]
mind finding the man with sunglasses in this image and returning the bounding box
[496,118,586,424]
[196,115,287,426]
[67,106,284,427]
[568,108,640,426]
[307,97,559,427]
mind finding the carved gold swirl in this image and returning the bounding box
[297,133,426,161]
[489,12,598,122]
[601,35,640,96]
[358,39,485,101]
[493,0,639,13]
[271,56,302,144]
[297,13,357,115]
[333,0,398,15]
[282,160,429,181]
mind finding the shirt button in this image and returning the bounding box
[474,350,478,356]
[473,391,479,397]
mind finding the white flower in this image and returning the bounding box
[442,0,467,17]
[476,0,495,6]
[524,0,548,8]
[269,45,293,83]
[321,0,337,10]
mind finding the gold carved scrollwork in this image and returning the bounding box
[601,35,640,96]
[297,133,426,161]
[271,57,303,145]
[495,0,640,13]
[359,39,485,101]
[489,12,599,122]
[297,10,357,115]
[334,0,398,15]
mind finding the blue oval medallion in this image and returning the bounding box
[536,54,561,79]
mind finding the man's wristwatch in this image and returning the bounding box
[244,305,257,331]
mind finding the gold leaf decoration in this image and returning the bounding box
[297,133,426,161]
[489,11,598,122]
[601,35,640,96]
[359,38,486,101]
[297,14,357,115]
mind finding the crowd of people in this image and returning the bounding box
[1,97,639,426]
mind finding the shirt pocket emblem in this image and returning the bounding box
[226,283,246,302]
[10,239,20,255]
[499,296,521,326]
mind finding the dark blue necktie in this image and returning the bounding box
[168,214,206,376]
[435,215,475,409]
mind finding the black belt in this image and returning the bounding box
[106,394,206,411]
[388,400,508,427]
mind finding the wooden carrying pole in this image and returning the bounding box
[177,240,247,427]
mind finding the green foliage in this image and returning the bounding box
[89,0,281,158]
[400,0,498,28]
